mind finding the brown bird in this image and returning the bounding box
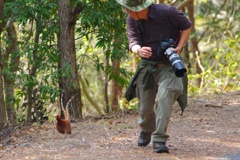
[56,94,77,135]
[56,115,71,135]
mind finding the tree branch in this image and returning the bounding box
[79,75,103,115]
[69,3,82,26]
[177,0,193,10]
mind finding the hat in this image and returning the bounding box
[116,0,152,12]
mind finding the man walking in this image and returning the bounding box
[116,0,192,153]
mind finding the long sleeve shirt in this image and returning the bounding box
[126,4,192,62]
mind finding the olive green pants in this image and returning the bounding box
[136,65,183,143]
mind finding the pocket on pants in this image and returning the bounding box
[159,67,183,96]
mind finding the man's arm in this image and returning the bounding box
[174,26,192,55]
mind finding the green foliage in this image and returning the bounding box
[77,0,128,58]
[4,0,58,25]
[76,0,131,112]
[2,0,60,122]
[1,0,240,122]
[188,0,240,95]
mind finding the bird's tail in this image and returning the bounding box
[60,93,78,121]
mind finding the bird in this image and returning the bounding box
[55,94,77,136]
[56,115,71,135]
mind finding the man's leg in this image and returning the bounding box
[135,68,158,146]
[152,67,183,152]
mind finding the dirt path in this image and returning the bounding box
[1,92,240,160]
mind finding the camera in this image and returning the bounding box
[158,39,187,77]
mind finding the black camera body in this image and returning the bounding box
[158,39,187,77]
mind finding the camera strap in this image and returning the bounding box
[135,12,146,44]
[136,20,146,44]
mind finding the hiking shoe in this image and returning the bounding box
[153,141,169,153]
[138,131,151,147]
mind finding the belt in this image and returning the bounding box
[157,63,167,68]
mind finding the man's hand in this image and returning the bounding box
[138,47,152,58]
[173,46,182,55]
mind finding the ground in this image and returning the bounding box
[0,91,240,160]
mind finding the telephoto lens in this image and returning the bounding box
[165,48,187,77]
[158,39,187,77]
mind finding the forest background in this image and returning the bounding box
[0,0,239,130]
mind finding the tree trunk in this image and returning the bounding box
[183,42,191,70]
[3,20,18,125]
[186,0,204,87]
[104,57,110,113]
[111,59,121,112]
[58,0,82,119]
[26,7,41,123]
[0,48,7,129]
[0,0,7,130]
